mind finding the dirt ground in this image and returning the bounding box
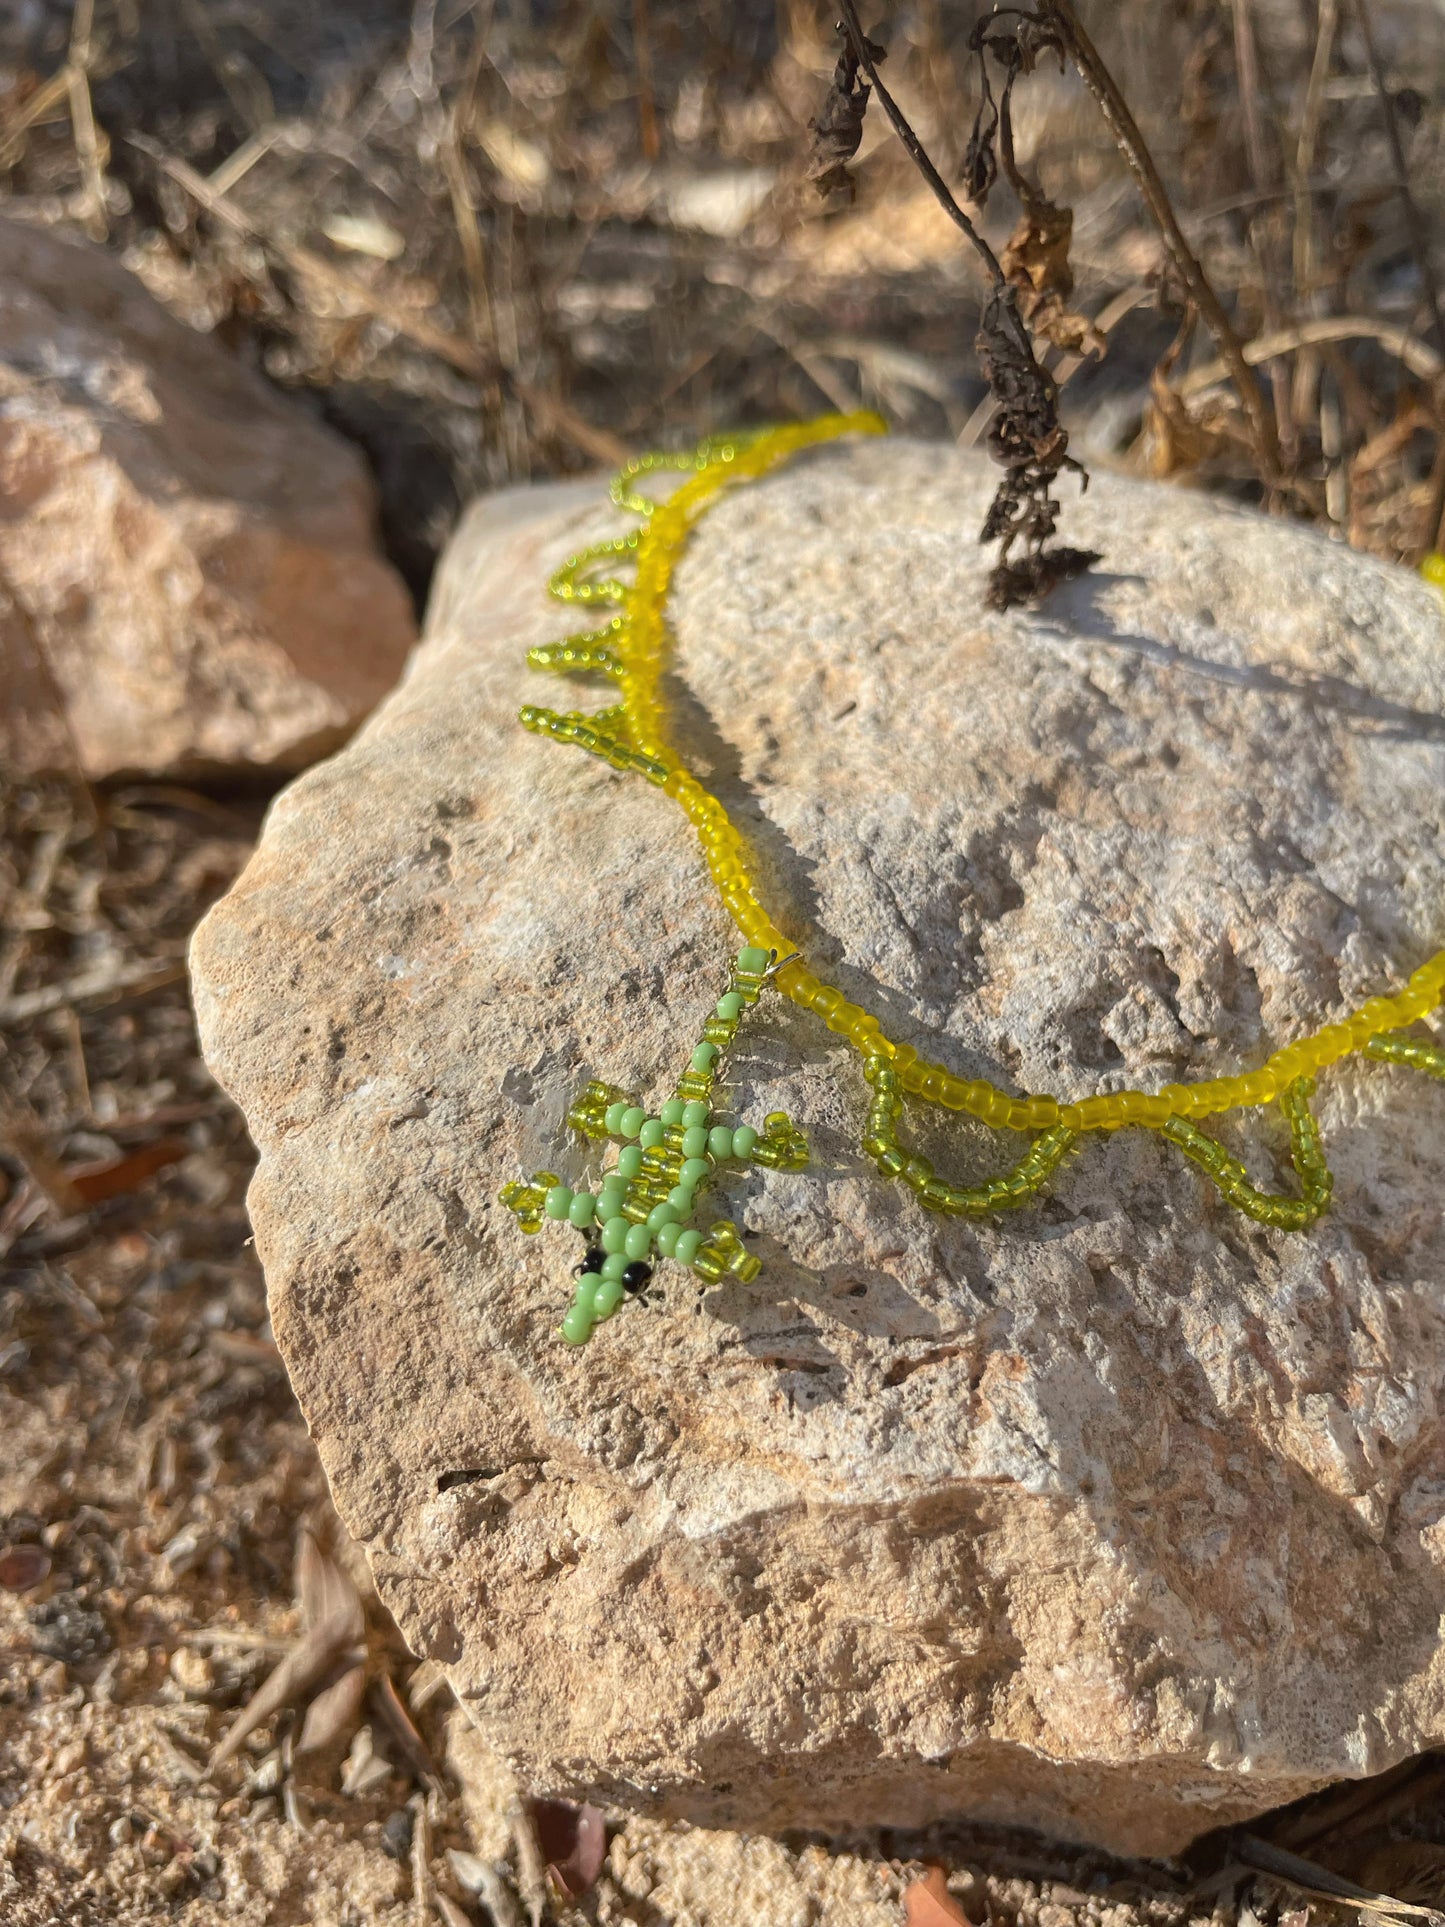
[6,2,1445,1922]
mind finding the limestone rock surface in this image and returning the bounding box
[0,218,415,779]
[192,437,1445,1855]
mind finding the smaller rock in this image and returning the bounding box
[380,1806,414,1862]
[0,218,417,779]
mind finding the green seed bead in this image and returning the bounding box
[601,1215,629,1254]
[715,992,744,1021]
[617,1145,645,1179]
[682,1100,710,1127]
[667,1185,694,1215]
[604,1102,628,1134]
[682,1126,709,1158]
[601,1252,628,1281]
[660,1098,686,1126]
[655,1221,682,1257]
[674,1229,702,1265]
[544,1185,573,1219]
[691,1043,719,1071]
[593,1277,625,1318]
[567,1191,596,1228]
[732,1124,758,1159]
[598,1181,626,1216]
[736,946,770,973]
[624,1223,652,1261]
[574,1275,602,1316]
[708,1126,734,1160]
[681,1157,710,1187]
[620,1106,646,1138]
[561,1306,593,1346]
[647,1202,680,1232]
[639,1118,665,1149]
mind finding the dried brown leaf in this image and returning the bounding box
[206,1602,359,1774]
[295,1660,367,1757]
[1001,202,1105,358]
[906,1868,971,1927]
[370,1671,439,1787]
[294,1527,364,1642]
[529,1798,607,1900]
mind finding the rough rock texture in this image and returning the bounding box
[192,438,1445,1856]
[0,218,416,779]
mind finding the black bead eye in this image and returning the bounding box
[575,1248,604,1276]
[621,1262,652,1294]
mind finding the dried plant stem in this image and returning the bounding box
[834,0,1004,290]
[1347,0,1445,554]
[1040,0,1283,487]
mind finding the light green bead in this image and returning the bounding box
[567,1191,596,1228]
[715,992,744,1021]
[604,1102,628,1134]
[544,1185,573,1219]
[601,1252,629,1281]
[561,1306,593,1346]
[736,946,770,973]
[681,1157,710,1186]
[620,1106,646,1138]
[617,1145,645,1178]
[732,1124,758,1159]
[593,1277,625,1317]
[682,1100,709,1127]
[639,1118,665,1149]
[601,1215,629,1254]
[674,1230,702,1265]
[708,1126,734,1160]
[667,1185,694,1216]
[574,1275,602,1316]
[660,1098,686,1126]
[647,1203,679,1233]
[655,1221,682,1256]
[682,1126,709,1158]
[691,1042,719,1071]
[624,1223,652,1261]
[598,1183,626,1219]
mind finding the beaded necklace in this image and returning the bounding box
[499,411,1445,1346]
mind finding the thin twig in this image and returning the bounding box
[1040,0,1283,487]
[1178,314,1443,397]
[834,0,1004,289]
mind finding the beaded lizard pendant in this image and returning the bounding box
[499,946,808,1346]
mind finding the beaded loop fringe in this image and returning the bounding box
[501,413,1445,1343]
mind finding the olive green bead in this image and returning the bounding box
[682,1100,709,1127]
[601,1252,628,1281]
[682,1125,709,1158]
[593,1277,625,1317]
[600,1215,629,1253]
[561,1306,593,1346]
[567,1191,596,1227]
[691,1042,719,1072]
[603,1102,628,1134]
[660,1098,687,1126]
[624,1223,652,1261]
[674,1229,702,1265]
[620,1105,646,1138]
[544,1185,573,1219]
[715,992,744,1021]
[639,1118,666,1149]
[680,1157,710,1186]
[647,1203,680,1232]
[708,1126,734,1160]
[736,946,770,973]
[655,1220,682,1256]
[732,1124,758,1159]
[617,1145,645,1179]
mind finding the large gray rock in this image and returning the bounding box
[192,436,1445,1855]
[0,218,416,779]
